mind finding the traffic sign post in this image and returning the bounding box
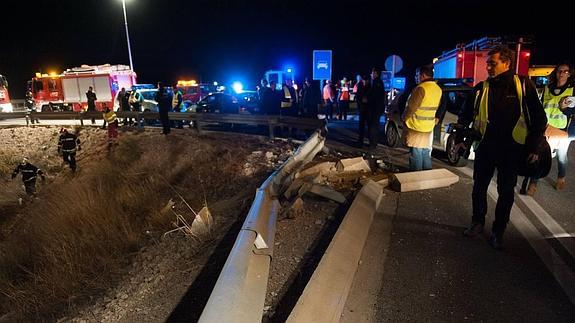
[385,54,404,100]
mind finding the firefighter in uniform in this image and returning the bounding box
[402,64,442,171]
[457,46,547,249]
[103,105,119,148]
[25,90,40,124]
[58,128,81,172]
[12,157,45,196]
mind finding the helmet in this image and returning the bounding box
[60,128,68,134]
[517,139,552,179]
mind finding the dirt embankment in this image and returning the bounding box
[0,126,294,322]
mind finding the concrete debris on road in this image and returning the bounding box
[391,168,459,192]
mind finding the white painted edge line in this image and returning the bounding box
[514,189,575,260]
[457,166,575,304]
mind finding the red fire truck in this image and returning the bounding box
[433,37,532,86]
[176,80,217,108]
[0,74,13,112]
[28,64,137,112]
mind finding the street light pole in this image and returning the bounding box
[121,0,134,77]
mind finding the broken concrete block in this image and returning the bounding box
[299,183,347,204]
[296,161,336,179]
[359,173,389,186]
[289,197,305,219]
[336,157,371,173]
[391,168,459,192]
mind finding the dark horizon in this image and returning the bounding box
[2,0,573,98]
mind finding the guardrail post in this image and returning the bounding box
[137,112,143,130]
[268,118,275,140]
[25,113,30,127]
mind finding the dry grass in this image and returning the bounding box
[0,128,272,321]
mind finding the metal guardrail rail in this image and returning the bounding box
[198,129,326,323]
[0,111,325,139]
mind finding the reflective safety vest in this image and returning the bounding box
[339,85,350,101]
[542,86,573,129]
[172,91,183,110]
[405,81,442,132]
[103,110,117,123]
[474,75,528,145]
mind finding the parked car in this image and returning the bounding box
[384,78,474,166]
[129,88,159,112]
[188,91,260,114]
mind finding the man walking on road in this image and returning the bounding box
[403,64,442,171]
[457,45,547,249]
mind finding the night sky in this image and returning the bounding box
[2,0,574,98]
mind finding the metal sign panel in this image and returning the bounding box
[313,50,332,80]
[381,71,393,91]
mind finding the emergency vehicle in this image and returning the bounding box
[175,80,217,108]
[0,74,13,112]
[433,36,532,86]
[28,64,136,112]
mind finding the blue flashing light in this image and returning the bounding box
[287,68,293,73]
[232,81,243,94]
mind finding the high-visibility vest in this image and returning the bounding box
[405,81,442,132]
[340,85,350,101]
[542,86,573,129]
[172,91,182,109]
[474,75,528,144]
[103,110,117,123]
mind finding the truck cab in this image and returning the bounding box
[0,74,13,112]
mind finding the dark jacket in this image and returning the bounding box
[300,83,321,116]
[58,132,81,153]
[156,89,173,116]
[458,70,547,153]
[368,77,387,116]
[12,163,44,183]
[86,90,97,111]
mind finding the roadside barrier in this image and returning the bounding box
[198,129,326,323]
[1,111,325,139]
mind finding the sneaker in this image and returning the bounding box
[463,222,484,237]
[489,233,504,250]
[556,177,566,190]
[527,182,537,196]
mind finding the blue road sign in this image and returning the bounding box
[313,50,332,80]
[381,71,393,90]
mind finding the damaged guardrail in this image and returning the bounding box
[198,128,327,323]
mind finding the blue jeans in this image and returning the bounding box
[409,147,432,171]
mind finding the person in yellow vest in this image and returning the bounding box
[172,87,184,129]
[402,64,442,171]
[526,62,575,194]
[102,104,119,149]
[457,45,547,249]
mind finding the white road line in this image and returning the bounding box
[456,166,575,304]
[514,191,575,260]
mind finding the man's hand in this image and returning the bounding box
[527,153,539,163]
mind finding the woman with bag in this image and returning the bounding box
[527,62,575,195]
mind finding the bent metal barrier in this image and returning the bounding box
[198,129,327,323]
[3,111,324,139]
